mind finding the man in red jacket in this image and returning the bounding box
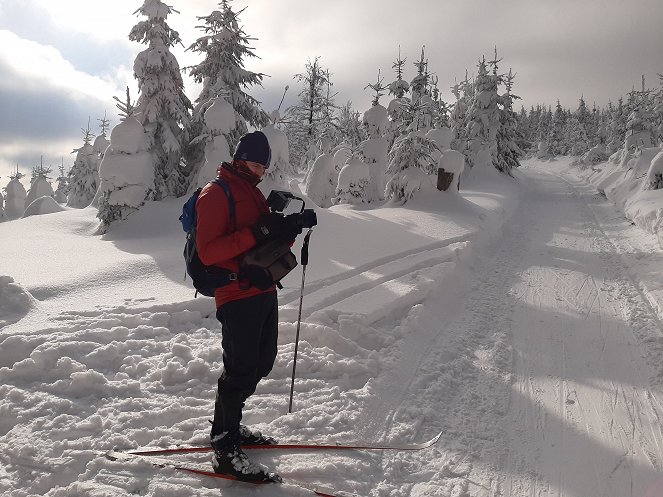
[196,131,301,481]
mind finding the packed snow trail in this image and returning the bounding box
[460,163,663,497]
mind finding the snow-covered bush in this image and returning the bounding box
[334,158,370,205]
[262,110,294,187]
[23,196,65,217]
[438,149,465,192]
[0,190,5,221]
[645,149,663,190]
[305,138,336,208]
[580,144,610,166]
[385,166,432,203]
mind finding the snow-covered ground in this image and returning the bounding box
[2,159,663,497]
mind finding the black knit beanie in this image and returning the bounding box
[233,131,271,168]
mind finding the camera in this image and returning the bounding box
[267,190,318,229]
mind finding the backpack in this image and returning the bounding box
[179,178,237,297]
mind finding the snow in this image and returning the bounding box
[2,156,663,496]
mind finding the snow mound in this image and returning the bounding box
[0,276,35,327]
[22,196,65,217]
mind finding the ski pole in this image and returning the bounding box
[288,228,313,414]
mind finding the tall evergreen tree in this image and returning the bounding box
[185,1,268,182]
[495,69,523,174]
[130,0,192,199]
[464,58,500,169]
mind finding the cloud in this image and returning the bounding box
[0,30,130,181]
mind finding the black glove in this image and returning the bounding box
[252,212,287,244]
[242,265,274,290]
[282,214,304,240]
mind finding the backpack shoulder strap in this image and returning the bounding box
[211,177,237,231]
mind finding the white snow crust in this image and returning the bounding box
[2,157,663,497]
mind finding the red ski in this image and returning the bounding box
[124,431,442,456]
[105,449,357,497]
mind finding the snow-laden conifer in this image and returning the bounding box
[4,168,27,220]
[94,113,111,160]
[385,99,437,203]
[97,87,154,232]
[67,120,99,208]
[495,69,523,174]
[464,58,500,170]
[548,101,567,156]
[360,102,389,202]
[449,78,470,153]
[334,156,371,205]
[54,164,69,203]
[624,83,655,150]
[130,0,192,199]
[25,163,55,209]
[185,1,268,183]
[305,137,337,208]
[190,96,236,191]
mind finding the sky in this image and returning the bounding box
[1,0,662,184]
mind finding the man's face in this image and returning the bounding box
[245,161,267,178]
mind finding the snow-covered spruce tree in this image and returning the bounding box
[464,58,501,170]
[334,154,371,206]
[185,1,268,185]
[4,168,27,220]
[385,100,437,203]
[97,87,154,232]
[130,0,192,200]
[409,47,435,131]
[449,78,470,153]
[360,76,389,202]
[67,120,99,208]
[495,69,523,174]
[548,100,567,156]
[654,74,663,145]
[515,106,533,156]
[94,113,111,160]
[624,81,655,150]
[385,49,411,147]
[284,57,335,170]
[54,164,69,203]
[25,163,55,209]
[0,185,5,222]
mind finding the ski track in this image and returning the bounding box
[3,162,663,496]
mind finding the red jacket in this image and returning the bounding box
[196,165,274,307]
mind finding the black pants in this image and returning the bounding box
[210,291,278,447]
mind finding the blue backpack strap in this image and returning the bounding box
[212,177,236,231]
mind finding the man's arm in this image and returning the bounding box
[196,186,257,266]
